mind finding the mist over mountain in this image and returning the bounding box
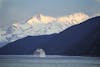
[0,16,100,56]
[0,12,89,47]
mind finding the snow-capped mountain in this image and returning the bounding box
[0,29,8,47]
[57,12,89,24]
[0,12,89,47]
[27,14,56,24]
[0,16,100,56]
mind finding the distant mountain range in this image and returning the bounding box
[0,16,100,57]
[0,13,89,47]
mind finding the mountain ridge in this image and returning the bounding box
[0,12,89,47]
[0,16,100,56]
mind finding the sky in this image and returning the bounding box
[0,0,100,28]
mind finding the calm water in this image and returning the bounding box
[0,55,100,67]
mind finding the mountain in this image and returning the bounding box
[0,16,100,56]
[27,14,56,24]
[0,30,8,47]
[0,13,89,47]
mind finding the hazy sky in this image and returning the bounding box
[0,0,100,28]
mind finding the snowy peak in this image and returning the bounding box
[27,14,56,25]
[27,13,89,25]
[57,12,89,24]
